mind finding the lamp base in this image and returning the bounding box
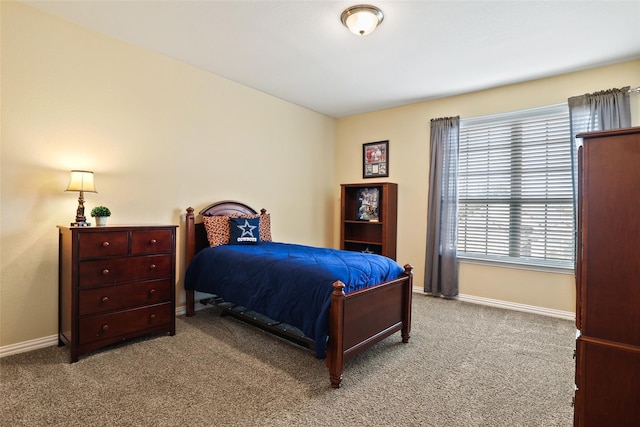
[70,221,91,227]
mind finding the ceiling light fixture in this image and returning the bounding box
[341,4,384,36]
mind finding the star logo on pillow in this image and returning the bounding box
[237,220,257,238]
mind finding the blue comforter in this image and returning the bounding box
[184,242,404,358]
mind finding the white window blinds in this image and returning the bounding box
[458,104,574,269]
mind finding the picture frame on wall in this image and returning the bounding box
[363,140,389,179]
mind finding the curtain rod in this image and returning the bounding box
[630,87,640,93]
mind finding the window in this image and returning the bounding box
[457,104,574,269]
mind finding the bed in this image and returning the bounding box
[184,201,413,388]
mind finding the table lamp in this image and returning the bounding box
[66,170,97,226]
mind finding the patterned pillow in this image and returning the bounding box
[202,215,231,247]
[229,217,260,245]
[254,213,272,242]
[230,212,272,242]
[202,212,272,247]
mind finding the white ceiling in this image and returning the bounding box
[23,0,640,118]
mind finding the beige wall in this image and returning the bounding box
[0,2,335,347]
[334,60,640,314]
[2,1,639,350]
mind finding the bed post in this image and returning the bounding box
[326,280,346,389]
[402,264,413,343]
[185,207,196,317]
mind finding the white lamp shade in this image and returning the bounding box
[341,5,384,36]
[66,170,97,193]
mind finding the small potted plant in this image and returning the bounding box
[91,206,111,226]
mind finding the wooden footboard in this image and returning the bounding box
[326,264,413,388]
[183,205,413,388]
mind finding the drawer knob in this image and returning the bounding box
[149,314,156,321]
[102,269,110,276]
[150,239,157,244]
[101,296,109,303]
[102,241,110,247]
[149,289,156,296]
[101,324,109,332]
[150,264,157,270]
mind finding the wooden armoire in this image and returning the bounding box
[574,127,640,426]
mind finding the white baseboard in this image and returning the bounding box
[1,306,189,359]
[413,287,575,321]
[175,302,210,316]
[0,334,59,358]
[2,295,574,358]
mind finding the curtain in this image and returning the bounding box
[568,87,632,241]
[568,86,631,147]
[425,116,460,297]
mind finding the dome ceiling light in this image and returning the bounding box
[340,4,384,36]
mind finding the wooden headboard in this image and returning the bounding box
[185,201,265,265]
[199,200,258,217]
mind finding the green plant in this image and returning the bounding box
[90,206,111,217]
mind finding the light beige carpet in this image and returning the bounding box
[1,294,575,426]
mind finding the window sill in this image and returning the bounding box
[457,254,575,275]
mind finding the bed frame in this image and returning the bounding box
[184,201,413,388]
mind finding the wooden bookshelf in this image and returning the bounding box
[340,182,397,260]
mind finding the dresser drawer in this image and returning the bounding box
[78,231,128,258]
[131,229,173,254]
[78,254,172,287]
[79,279,172,316]
[59,224,176,362]
[79,303,172,345]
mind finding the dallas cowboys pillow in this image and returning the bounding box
[229,217,261,245]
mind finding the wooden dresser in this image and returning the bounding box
[58,225,177,362]
[574,127,640,426]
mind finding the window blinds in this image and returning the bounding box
[458,104,574,268]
